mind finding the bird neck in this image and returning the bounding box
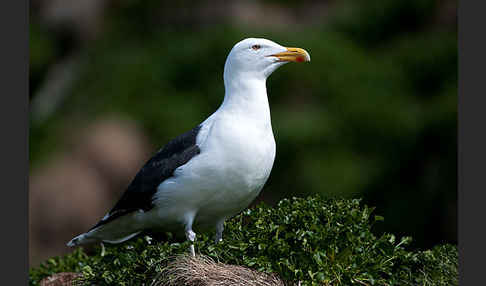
[220,75,271,124]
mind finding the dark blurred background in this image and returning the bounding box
[29,0,457,266]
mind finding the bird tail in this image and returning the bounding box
[66,233,97,247]
[67,230,142,247]
[67,212,143,247]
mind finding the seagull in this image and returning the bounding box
[67,38,310,256]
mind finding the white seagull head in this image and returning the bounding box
[224,38,310,81]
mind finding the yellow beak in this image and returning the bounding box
[269,47,311,63]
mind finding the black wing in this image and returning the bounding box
[90,125,202,229]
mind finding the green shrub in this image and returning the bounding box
[29,196,457,285]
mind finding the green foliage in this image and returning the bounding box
[29,22,59,98]
[29,196,457,285]
[29,248,99,285]
[333,0,438,46]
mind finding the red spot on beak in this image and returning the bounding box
[297,57,305,62]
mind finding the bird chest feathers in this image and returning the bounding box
[202,114,276,193]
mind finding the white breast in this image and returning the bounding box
[202,111,276,193]
[151,110,275,228]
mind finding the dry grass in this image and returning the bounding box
[152,255,286,286]
[39,272,82,286]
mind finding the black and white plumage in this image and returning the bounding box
[90,125,202,230]
[67,38,310,255]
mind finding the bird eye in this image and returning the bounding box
[251,45,261,50]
